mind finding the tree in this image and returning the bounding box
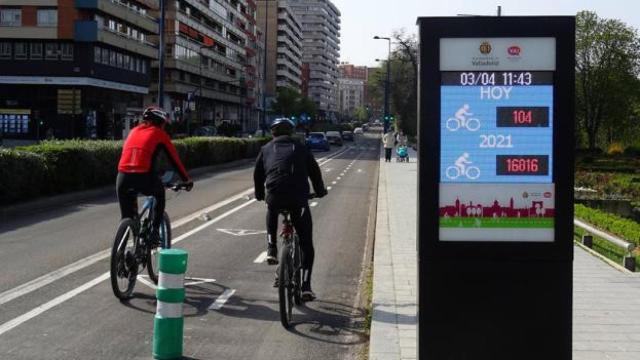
[270,87,317,122]
[354,106,368,122]
[576,11,640,149]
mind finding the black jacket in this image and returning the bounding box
[254,135,325,207]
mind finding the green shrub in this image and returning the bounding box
[3,136,269,205]
[575,204,640,245]
[0,149,48,204]
[624,145,640,157]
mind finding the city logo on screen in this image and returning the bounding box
[479,41,492,54]
[472,41,499,67]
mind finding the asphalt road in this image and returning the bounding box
[0,134,380,360]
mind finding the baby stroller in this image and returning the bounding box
[396,146,409,162]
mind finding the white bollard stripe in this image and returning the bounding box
[156,301,183,319]
[159,273,185,289]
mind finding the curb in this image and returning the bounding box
[0,157,255,220]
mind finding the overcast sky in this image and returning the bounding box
[331,0,640,67]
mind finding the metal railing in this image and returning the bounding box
[574,218,636,271]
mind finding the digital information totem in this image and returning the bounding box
[417,17,574,360]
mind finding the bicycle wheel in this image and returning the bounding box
[278,244,294,328]
[466,118,481,131]
[110,218,138,300]
[148,212,172,284]
[292,237,303,306]
[446,118,461,131]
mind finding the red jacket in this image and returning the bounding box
[118,124,190,181]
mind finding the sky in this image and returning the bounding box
[331,0,640,67]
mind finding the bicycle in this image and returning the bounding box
[446,165,481,180]
[446,116,481,132]
[110,173,189,300]
[277,194,317,328]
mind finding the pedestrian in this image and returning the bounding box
[382,131,394,162]
[396,130,408,147]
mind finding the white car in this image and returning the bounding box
[353,127,364,135]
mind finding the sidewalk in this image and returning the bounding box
[369,147,640,360]
[370,148,418,360]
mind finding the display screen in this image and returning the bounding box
[438,37,556,242]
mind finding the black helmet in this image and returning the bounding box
[142,105,169,126]
[270,118,295,129]
[270,118,295,136]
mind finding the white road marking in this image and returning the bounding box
[0,273,110,337]
[310,202,318,207]
[358,169,363,173]
[337,177,341,180]
[332,181,337,185]
[184,277,217,286]
[0,200,255,336]
[254,251,268,263]
[217,229,267,236]
[208,289,236,310]
[327,186,332,190]
[0,146,353,336]
[137,276,157,291]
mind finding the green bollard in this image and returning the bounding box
[153,248,188,360]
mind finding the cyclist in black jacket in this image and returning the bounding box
[254,118,327,301]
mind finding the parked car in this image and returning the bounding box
[194,126,217,137]
[341,131,354,141]
[353,127,364,135]
[306,132,330,151]
[325,131,343,146]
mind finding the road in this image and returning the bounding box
[0,134,380,360]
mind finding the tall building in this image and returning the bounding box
[0,0,159,140]
[338,62,368,117]
[287,0,340,120]
[338,77,364,116]
[149,0,263,133]
[256,0,303,105]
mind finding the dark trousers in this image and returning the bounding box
[385,148,393,162]
[116,172,165,230]
[266,204,314,281]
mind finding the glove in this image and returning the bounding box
[316,188,328,198]
[184,180,194,192]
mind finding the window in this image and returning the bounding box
[141,60,146,74]
[117,53,123,68]
[0,42,11,59]
[14,42,27,60]
[124,55,130,70]
[129,56,135,71]
[109,51,116,66]
[135,58,141,73]
[60,43,73,60]
[101,48,109,65]
[45,43,58,60]
[108,19,116,31]
[0,9,21,27]
[31,43,42,60]
[94,47,101,63]
[37,9,57,27]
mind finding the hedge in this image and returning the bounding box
[1,137,269,205]
[575,204,640,246]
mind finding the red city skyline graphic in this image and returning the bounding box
[440,197,555,218]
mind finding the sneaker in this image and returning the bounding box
[301,282,316,302]
[266,243,278,265]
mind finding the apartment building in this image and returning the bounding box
[338,62,368,117]
[149,0,263,133]
[0,0,159,139]
[256,0,303,105]
[287,0,340,120]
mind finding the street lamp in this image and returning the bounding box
[373,35,391,133]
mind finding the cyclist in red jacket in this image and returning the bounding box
[116,106,193,241]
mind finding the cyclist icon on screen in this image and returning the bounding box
[446,153,480,180]
[447,104,481,131]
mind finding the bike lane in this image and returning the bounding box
[0,141,380,360]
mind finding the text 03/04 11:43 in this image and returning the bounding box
[457,72,535,86]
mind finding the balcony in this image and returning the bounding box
[75,0,158,33]
[0,26,57,39]
[75,20,157,58]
